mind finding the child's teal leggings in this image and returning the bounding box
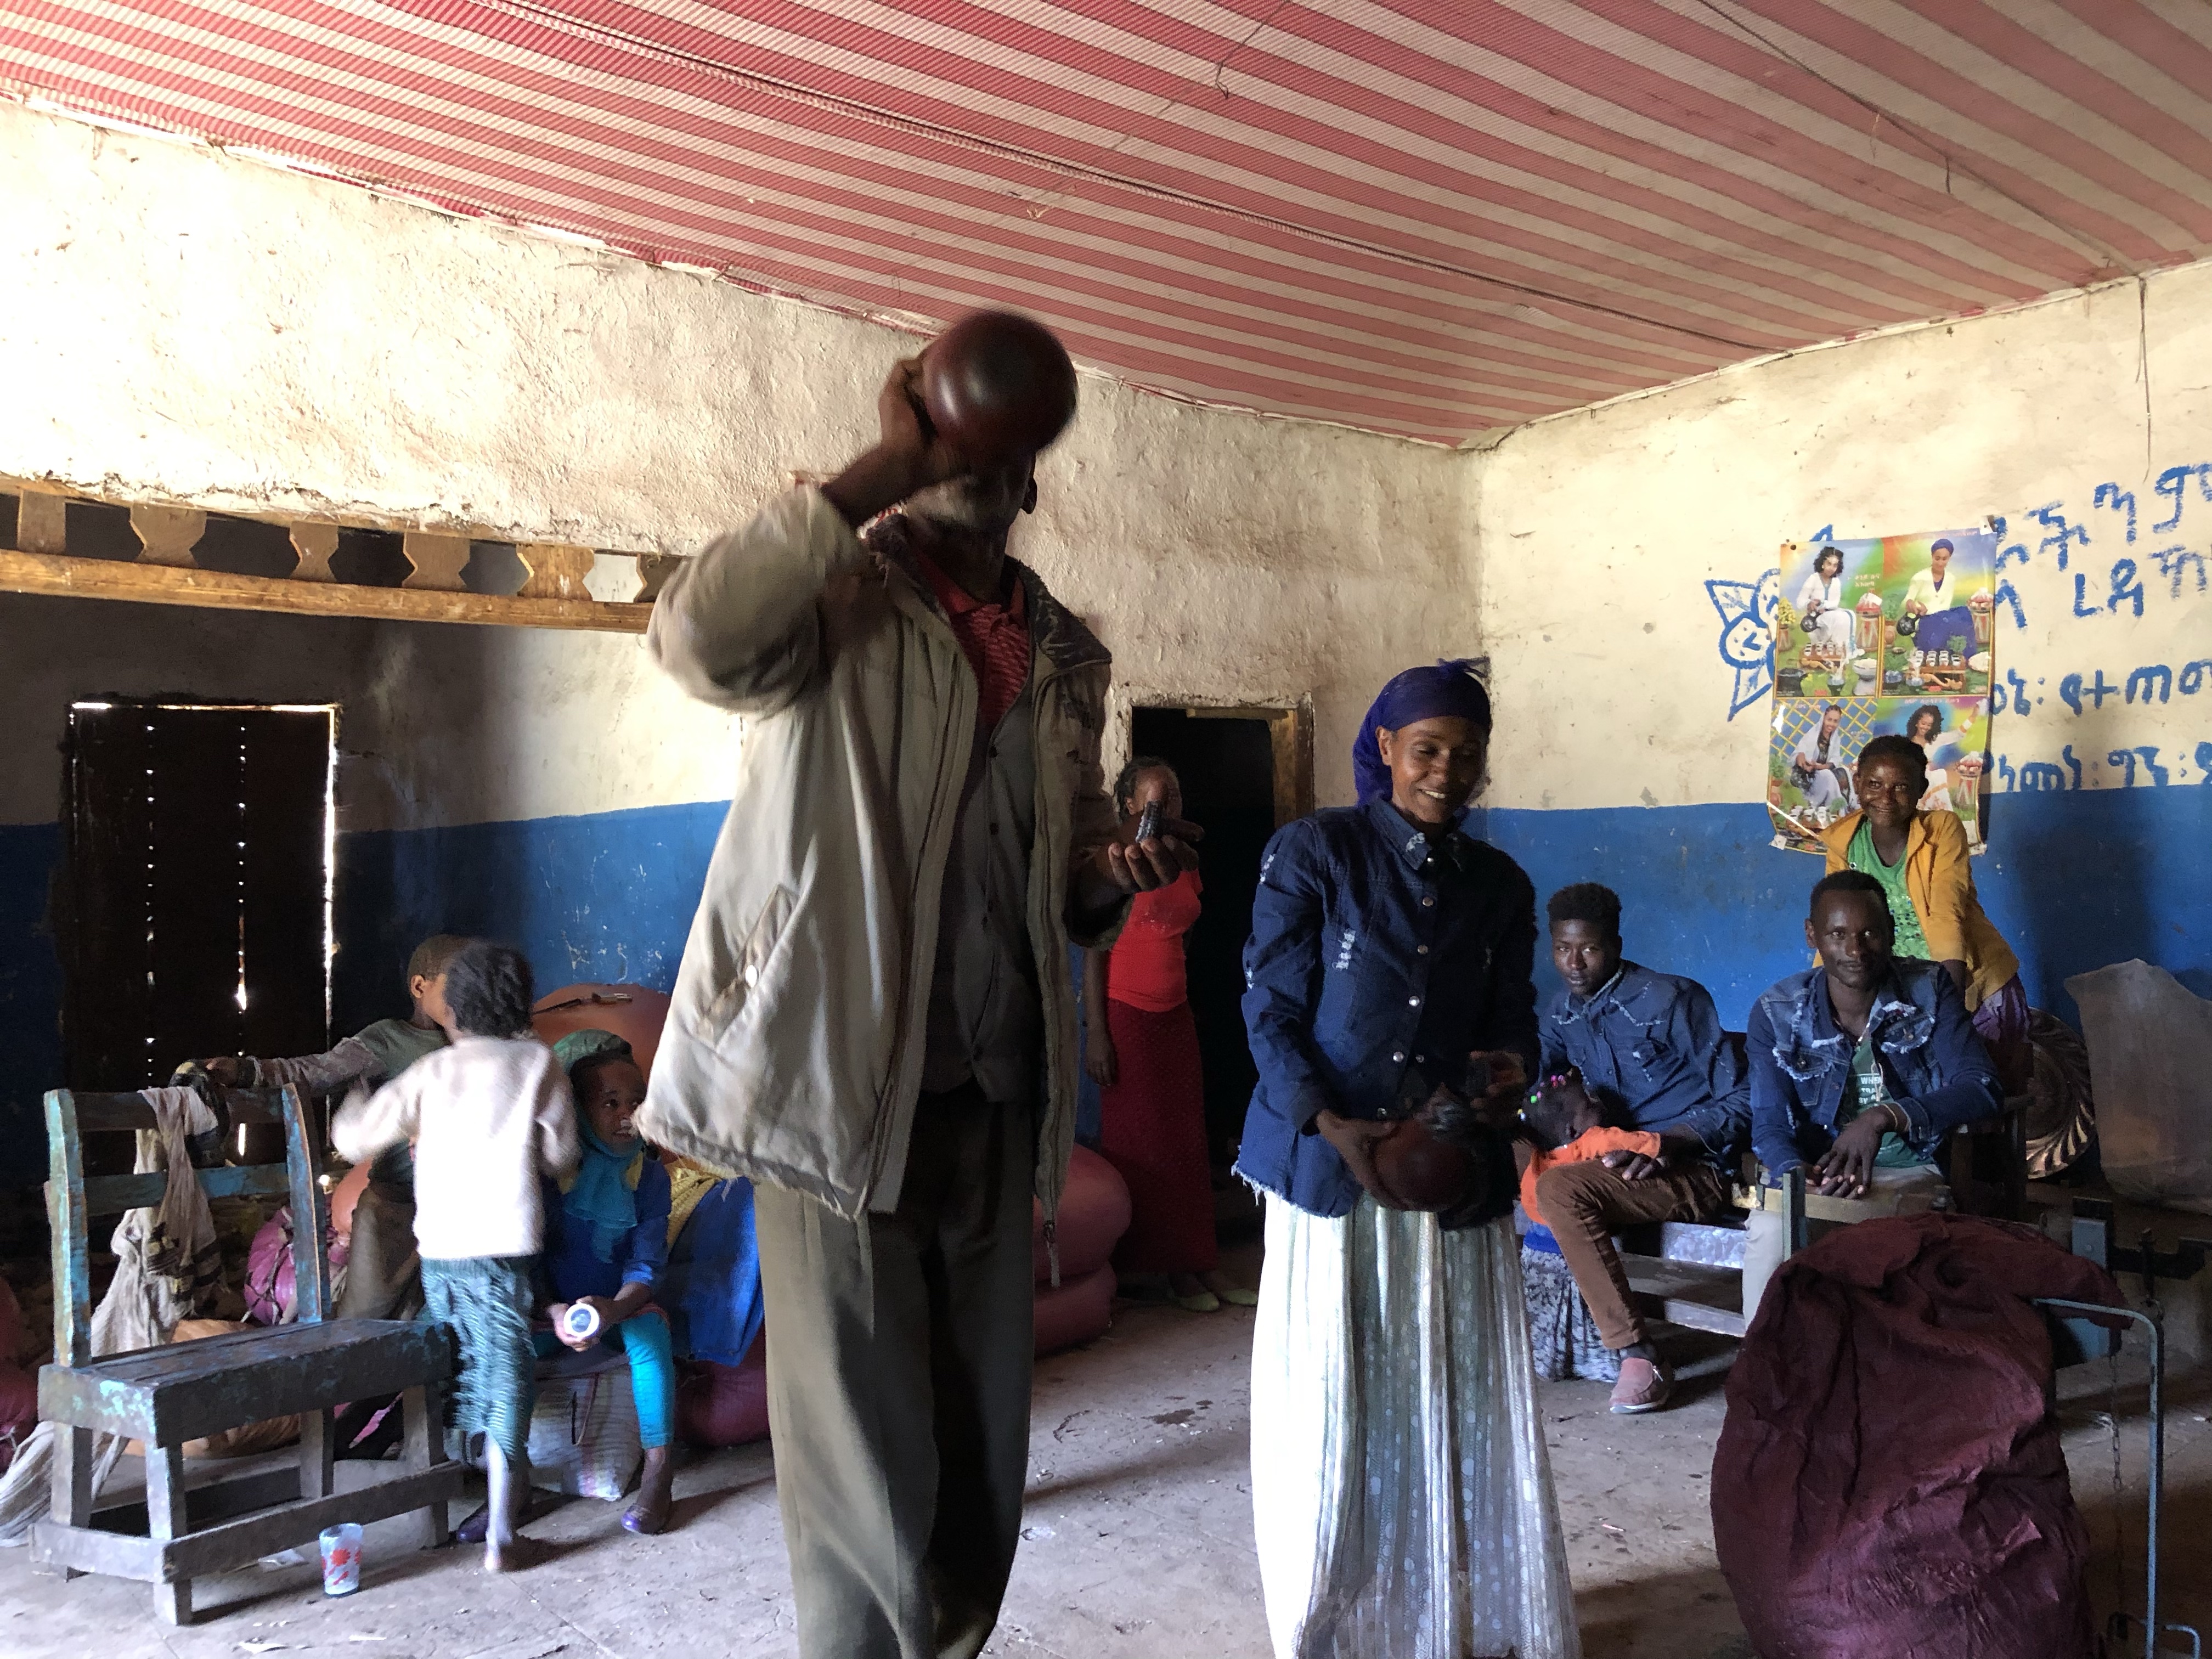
[533,1307,675,1448]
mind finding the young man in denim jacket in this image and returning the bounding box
[1740,870,2005,1318]
[1533,883,1750,1415]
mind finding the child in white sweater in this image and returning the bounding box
[333,940,577,1572]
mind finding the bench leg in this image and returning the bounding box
[47,1426,94,1581]
[145,1444,191,1626]
[300,1406,335,1502]
[400,1384,449,1550]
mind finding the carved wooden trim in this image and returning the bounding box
[400,532,470,591]
[290,523,339,583]
[1,475,679,631]
[633,552,685,603]
[129,505,206,568]
[0,551,651,632]
[517,543,594,600]
[16,487,67,556]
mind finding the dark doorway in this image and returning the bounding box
[1128,707,1297,1163]
[64,703,336,1100]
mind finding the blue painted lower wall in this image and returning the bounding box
[0,803,727,1188]
[331,800,728,1031]
[4,786,2206,1185]
[1473,787,2212,1028]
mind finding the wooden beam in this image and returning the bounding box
[0,550,651,632]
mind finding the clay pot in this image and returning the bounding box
[1373,1115,1477,1212]
[531,983,673,1081]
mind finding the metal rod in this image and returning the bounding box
[2034,1298,2161,1659]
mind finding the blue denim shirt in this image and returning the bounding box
[1233,803,1538,1218]
[1747,958,2002,1175]
[1539,963,1750,1163]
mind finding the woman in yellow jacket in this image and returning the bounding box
[1816,733,2030,1092]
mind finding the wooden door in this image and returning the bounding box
[64,704,334,1092]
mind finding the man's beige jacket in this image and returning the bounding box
[639,486,1121,1227]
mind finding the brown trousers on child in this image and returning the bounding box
[1532,1158,1730,1351]
[753,1084,1038,1659]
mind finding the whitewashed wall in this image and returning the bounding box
[0,101,1471,831]
[1479,263,2212,810]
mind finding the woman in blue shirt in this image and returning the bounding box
[1236,662,1579,1659]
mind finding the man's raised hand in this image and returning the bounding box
[822,357,972,527]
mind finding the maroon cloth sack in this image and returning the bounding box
[1713,1212,2124,1659]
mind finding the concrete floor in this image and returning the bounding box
[4,1264,2209,1659]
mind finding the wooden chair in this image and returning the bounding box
[35,1085,462,1624]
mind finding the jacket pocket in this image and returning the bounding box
[701,884,801,1041]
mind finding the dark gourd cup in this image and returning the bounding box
[1373,1114,1478,1212]
[920,311,1079,466]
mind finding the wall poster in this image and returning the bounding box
[1765,528,1997,854]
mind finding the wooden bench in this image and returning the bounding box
[35,1085,463,1624]
[1615,1075,2034,1341]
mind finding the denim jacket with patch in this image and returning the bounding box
[1233,803,1538,1218]
[1539,963,1750,1165]
[1746,958,2002,1176]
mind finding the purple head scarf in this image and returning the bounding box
[1352,659,1493,805]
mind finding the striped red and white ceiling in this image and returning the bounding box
[7,1,2212,445]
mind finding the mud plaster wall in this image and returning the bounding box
[0,101,1470,1176]
[0,101,1471,827]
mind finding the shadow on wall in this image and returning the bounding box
[332,802,727,1032]
[1476,787,2210,1030]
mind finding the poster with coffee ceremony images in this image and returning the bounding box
[1770,529,1997,701]
[1765,695,1991,855]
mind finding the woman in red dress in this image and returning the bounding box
[1084,758,1256,1312]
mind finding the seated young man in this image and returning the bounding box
[1739,870,2005,1319]
[1531,883,1750,1415]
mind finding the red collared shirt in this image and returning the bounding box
[912,549,1032,730]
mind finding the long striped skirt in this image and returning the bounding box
[1250,1195,1582,1659]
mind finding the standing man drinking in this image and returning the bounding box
[641,351,1195,1659]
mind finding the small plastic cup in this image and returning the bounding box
[561,1301,602,1342]
[319,1521,363,1596]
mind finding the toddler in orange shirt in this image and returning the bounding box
[1516,1069,1661,1230]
